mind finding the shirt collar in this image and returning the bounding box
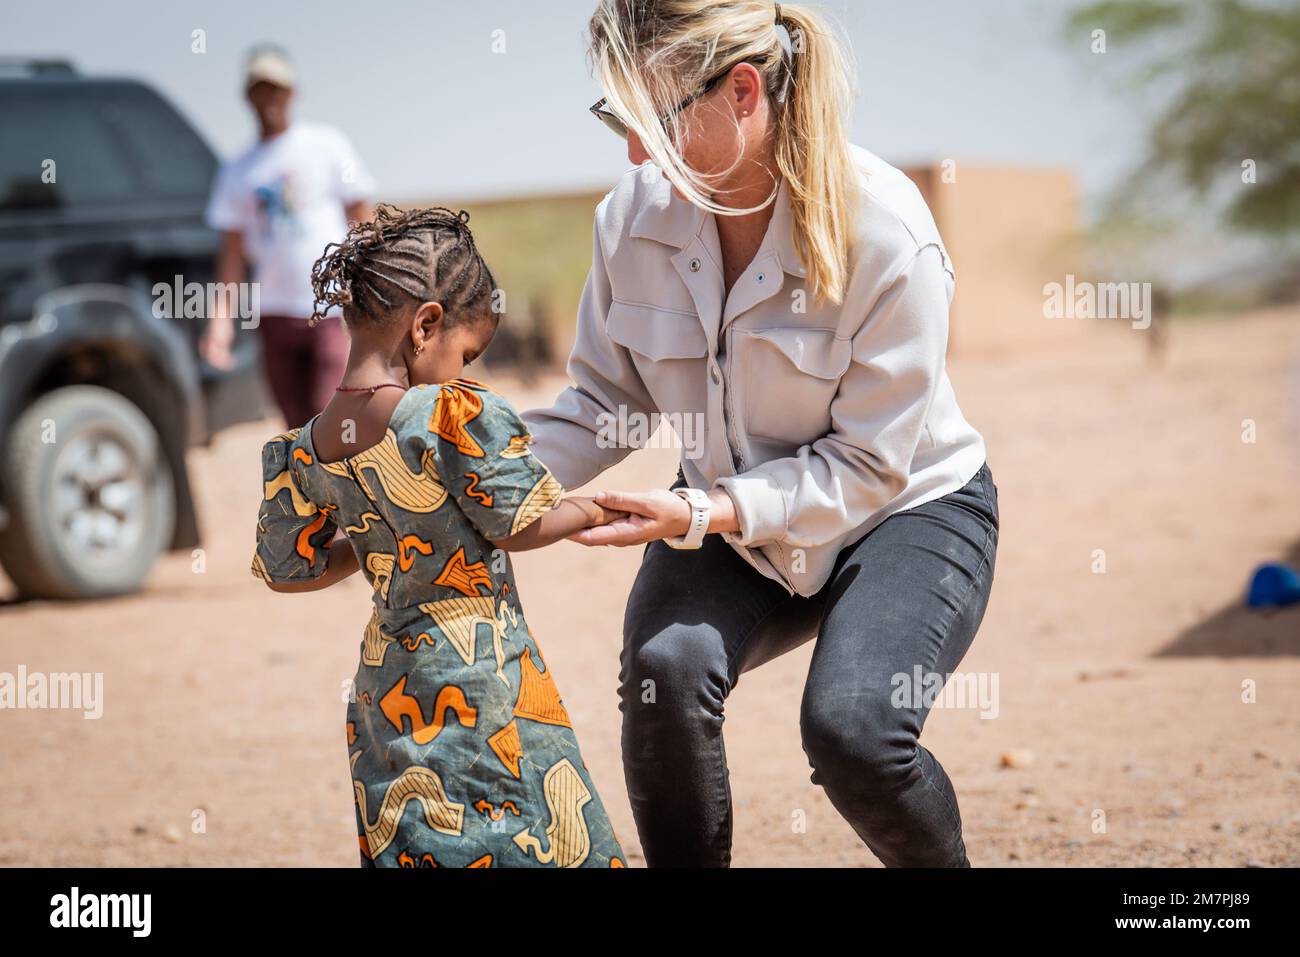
[765,177,805,278]
[629,170,805,278]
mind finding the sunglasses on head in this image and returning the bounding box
[589,58,764,140]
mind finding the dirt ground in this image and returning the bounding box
[1,307,1298,867]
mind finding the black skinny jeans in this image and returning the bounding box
[619,463,999,867]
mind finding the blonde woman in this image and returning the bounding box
[524,0,998,867]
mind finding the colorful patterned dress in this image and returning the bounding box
[252,379,625,868]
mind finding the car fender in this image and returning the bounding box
[0,283,203,548]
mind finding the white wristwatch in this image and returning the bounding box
[666,487,711,550]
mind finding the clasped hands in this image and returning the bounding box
[565,489,694,547]
[565,488,738,547]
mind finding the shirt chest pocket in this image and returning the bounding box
[606,301,709,417]
[735,326,852,443]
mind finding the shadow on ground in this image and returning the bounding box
[1157,538,1300,657]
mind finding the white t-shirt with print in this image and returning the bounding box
[205,121,376,317]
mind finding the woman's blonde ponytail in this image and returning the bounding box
[771,4,857,304]
[589,0,858,304]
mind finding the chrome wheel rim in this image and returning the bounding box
[50,430,146,560]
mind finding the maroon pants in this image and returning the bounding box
[258,314,350,428]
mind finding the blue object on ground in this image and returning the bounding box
[1246,562,1300,608]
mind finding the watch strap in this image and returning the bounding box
[666,487,710,549]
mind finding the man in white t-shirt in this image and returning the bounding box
[202,44,375,427]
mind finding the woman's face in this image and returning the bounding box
[625,62,768,200]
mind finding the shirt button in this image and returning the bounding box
[689,257,701,272]
[710,365,721,384]
[756,272,765,282]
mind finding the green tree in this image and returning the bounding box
[1068,0,1300,236]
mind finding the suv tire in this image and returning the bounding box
[0,385,175,599]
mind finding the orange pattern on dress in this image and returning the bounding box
[474,798,521,821]
[463,471,493,507]
[380,676,477,747]
[397,849,439,868]
[430,382,485,457]
[397,534,434,572]
[401,631,437,654]
[512,646,573,728]
[486,718,523,779]
[434,546,493,597]
[295,512,329,563]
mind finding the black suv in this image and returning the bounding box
[0,60,263,599]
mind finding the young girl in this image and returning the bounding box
[251,205,626,868]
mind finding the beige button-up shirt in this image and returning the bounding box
[523,145,986,596]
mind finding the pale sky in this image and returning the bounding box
[4,0,1148,207]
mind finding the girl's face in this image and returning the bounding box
[406,303,496,387]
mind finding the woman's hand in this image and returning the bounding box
[567,489,691,547]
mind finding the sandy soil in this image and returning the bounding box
[1,308,1298,867]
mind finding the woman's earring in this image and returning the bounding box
[413,342,424,356]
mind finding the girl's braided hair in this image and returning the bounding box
[309,204,497,328]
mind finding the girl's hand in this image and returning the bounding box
[566,496,627,528]
[566,489,691,547]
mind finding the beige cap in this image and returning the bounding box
[244,45,295,90]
